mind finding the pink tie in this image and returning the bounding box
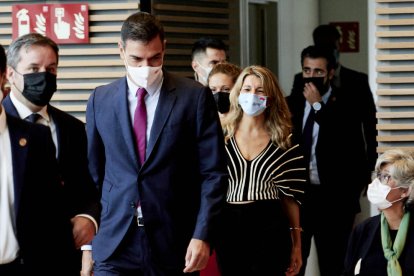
[134,88,147,165]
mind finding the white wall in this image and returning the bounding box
[278,0,319,95]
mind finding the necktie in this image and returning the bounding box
[134,88,147,165]
[26,113,41,123]
[302,109,315,163]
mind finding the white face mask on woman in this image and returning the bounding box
[367,178,403,210]
[238,93,267,117]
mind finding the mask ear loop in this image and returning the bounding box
[388,186,409,205]
[121,49,142,88]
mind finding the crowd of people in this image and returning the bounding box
[1,10,411,276]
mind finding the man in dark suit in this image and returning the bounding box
[286,45,377,276]
[291,25,377,153]
[86,12,228,276]
[3,33,100,273]
[0,44,77,275]
[191,37,227,86]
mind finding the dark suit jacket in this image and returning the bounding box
[3,95,100,222]
[291,65,377,174]
[86,71,228,269]
[343,212,414,275]
[287,67,377,212]
[7,114,78,275]
[286,84,375,213]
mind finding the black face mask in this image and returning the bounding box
[213,92,230,114]
[22,71,57,106]
[303,77,329,96]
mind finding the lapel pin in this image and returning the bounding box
[19,138,27,147]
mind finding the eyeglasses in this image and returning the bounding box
[377,173,391,185]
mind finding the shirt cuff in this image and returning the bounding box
[81,244,92,251]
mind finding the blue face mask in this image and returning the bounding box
[238,93,267,117]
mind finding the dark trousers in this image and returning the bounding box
[94,220,199,276]
[298,185,355,276]
[0,258,24,275]
[215,200,291,276]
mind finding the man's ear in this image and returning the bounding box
[191,60,198,72]
[6,65,14,82]
[328,68,335,81]
[118,41,125,61]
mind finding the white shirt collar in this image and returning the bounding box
[0,106,6,134]
[9,92,50,122]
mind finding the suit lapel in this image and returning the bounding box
[7,117,28,216]
[115,78,139,167]
[3,95,19,118]
[146,72,176,163]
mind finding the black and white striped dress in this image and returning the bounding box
[225,135,306,203]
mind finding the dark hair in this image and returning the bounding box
[120,12,164,48]
[191,37,226,61]
[313,24,341,49]
[300,45,336,71]
[0,44,6,74]
[7,33,59,69]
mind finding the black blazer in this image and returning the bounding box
[3,95,100,222]
[290,65,377,173]
[7,114,78,275]
[343,212,414,275]
[286,80,376,213]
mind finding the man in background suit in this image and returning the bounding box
[3,33,100,273]
[191,37,227,86]
[86,12,228,276]
[0,43,77,275]
[286,45,377,276]
[291,25,377,156]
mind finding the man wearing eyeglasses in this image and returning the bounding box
[286,45,378,276]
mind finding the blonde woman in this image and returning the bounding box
[207,62,242,125]
[343,149,414,276]
[216,65,306,276]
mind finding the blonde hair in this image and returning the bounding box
[207,62,242,85]
[222,65,292,149]
[375,149,414,207]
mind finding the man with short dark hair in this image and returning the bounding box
[191,37,227,86]
[286,44,377,276]
[87,12,228,276]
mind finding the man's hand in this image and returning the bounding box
[183,239,210,273]
[303,82,322,105]
[71,216,95,249]
[80,250,94,276]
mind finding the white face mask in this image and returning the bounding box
[367,178,402,210]
[238,93,267,117]
[125,63,162,89]
[196,61,212,85]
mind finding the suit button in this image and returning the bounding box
[130,201,135,208]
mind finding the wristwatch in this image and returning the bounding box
[312,101,322,111]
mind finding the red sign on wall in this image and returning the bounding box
[12,3,89,44]
[329,22,359,53]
